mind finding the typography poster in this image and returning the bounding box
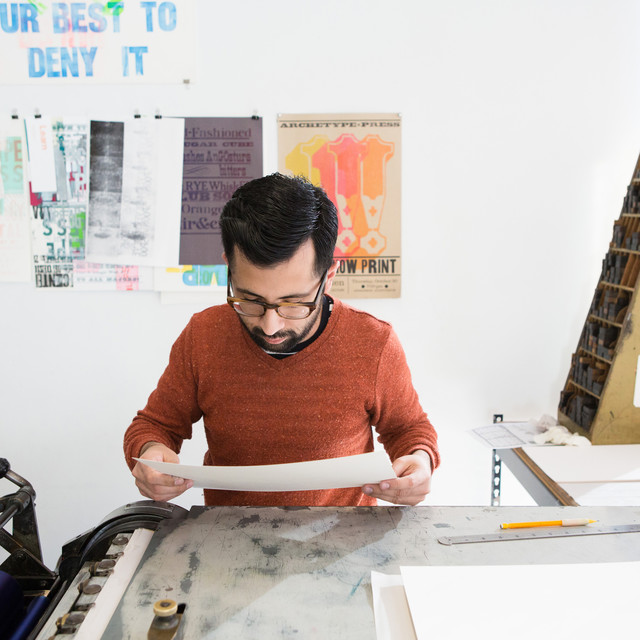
[179,117,263,266]
[29,117,87,288]
[278,113,401,299]
[27,117,153,290]
[0,0,197,84]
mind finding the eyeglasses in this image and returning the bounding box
[227,269,328,319]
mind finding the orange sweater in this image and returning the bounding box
[124,298,439,506]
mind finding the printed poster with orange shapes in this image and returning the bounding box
[277,113,401,299]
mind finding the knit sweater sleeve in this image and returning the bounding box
[370,327,440,471]
[123,320,203,470]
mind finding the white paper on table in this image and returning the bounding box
[560,481,640,506]
[134,451,396,491]
[523,443,640,483]
[371,572,416,640]
[470,421,543,449]
[400,562,640,640]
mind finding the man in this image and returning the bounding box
[124,173,439,506]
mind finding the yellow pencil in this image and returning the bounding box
[500,518,597,529]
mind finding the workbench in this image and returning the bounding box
[98,504,640,638]
[491,444,640,506]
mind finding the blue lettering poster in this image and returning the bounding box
[0,0,196,84]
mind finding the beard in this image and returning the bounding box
[241,305,322,353]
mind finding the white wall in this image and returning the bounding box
[3,0,640,567]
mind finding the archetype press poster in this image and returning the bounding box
[278,113,401,299]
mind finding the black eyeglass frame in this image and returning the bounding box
[227,269,329,319]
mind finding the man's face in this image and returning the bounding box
[227,240,332,353]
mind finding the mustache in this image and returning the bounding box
[250,328,296,340]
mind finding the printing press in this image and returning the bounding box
[4,456,640,639]
[0,458,187,639]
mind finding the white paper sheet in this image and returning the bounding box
[134,451,396,491]
[400,562,640,640]
[371,572,416,640]
[470,421,543,449]
[559,481,640,506]
[523,443,640,483]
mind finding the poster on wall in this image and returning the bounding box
[277,113,401,299]
[29,117,87,288]
[0,117,31,282]
[26,116,153,290]
[85,117,184,266]
[179,117,263,266]
[0,0,197,84]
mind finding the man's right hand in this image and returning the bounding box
[132,442,193,502]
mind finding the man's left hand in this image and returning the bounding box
[362,450,432,506]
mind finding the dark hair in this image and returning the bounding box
[220,173,338,276]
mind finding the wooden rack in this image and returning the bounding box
[558,155,640,443]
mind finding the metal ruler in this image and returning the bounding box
[438,523,640,545]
